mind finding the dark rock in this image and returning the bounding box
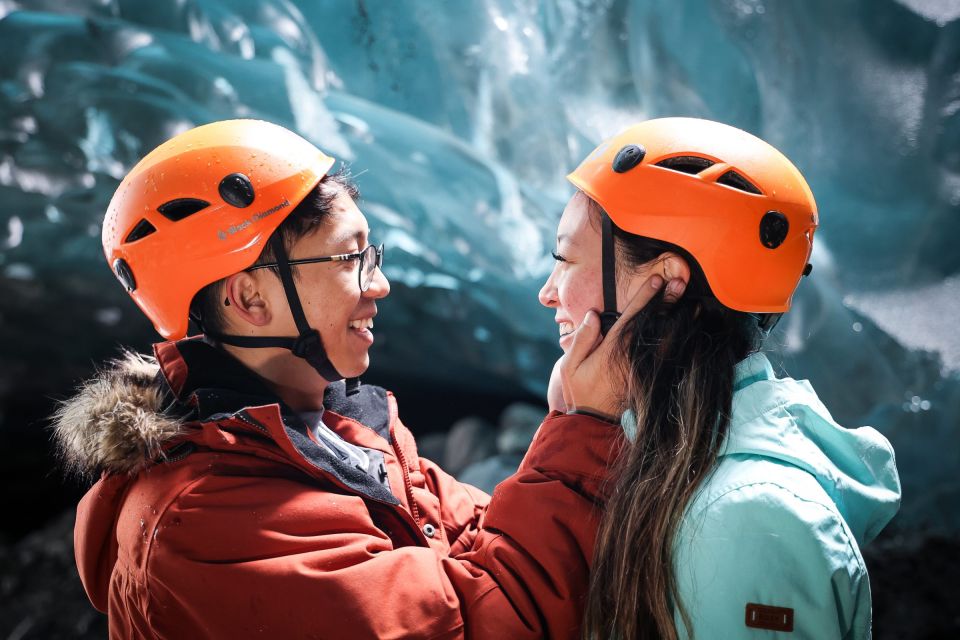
[442,416,498,477]
[0,510,106,640]
[865,528,960,639]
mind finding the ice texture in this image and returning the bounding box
[0,0,958,530]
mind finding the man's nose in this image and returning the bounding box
[364,265,390,299]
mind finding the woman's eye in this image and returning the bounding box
[551,251,568,263]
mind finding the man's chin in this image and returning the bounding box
[335,355,370,380]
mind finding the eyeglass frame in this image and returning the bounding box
[246,243,384,292]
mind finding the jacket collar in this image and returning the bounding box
[153,337,400,505]
[154,336,285,422]
[153,336,394,444]
[732,351,776,393]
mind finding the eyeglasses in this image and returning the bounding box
[248,243,384,292]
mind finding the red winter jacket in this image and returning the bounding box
[54,338,621,639]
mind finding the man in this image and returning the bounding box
[53,120,653,638]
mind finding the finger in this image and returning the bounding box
[563,310,603,375]
[559,354,573,412]
[547,358,567,412]
[604,274,664,344]
[663,278,687,304]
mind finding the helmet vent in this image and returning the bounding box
[717,170,762,195]
[157,198,211,221]
[124,219,157,243]
[655,155,715,174]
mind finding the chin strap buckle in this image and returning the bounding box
[599,310,622,337]
[755,313,783,333]
[345,377,361,396]
[292,330,322,358]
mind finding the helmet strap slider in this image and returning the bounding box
[292,330,322,358]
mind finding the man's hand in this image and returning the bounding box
[559,275,665,421]
[547,358,566,413]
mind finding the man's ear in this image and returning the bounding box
[223,272,272,328]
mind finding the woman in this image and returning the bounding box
[541,118,901,639]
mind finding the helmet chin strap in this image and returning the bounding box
[206,235,361,395]
[599,210,622,337]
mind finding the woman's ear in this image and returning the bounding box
[619,252,691,308]
[223,272,272,328]
[657,252,690,302]
[659,252,691,303]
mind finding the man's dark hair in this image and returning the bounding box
[189,168,360,336]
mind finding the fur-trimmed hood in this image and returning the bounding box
[52,351,184,478]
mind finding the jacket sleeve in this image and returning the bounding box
[144,411,619,640]
[673,482,871,640]
[418,455,491,555]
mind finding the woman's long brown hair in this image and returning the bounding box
[582,203,760,640]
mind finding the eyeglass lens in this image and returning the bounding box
[360,244,380,291]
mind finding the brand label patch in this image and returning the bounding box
[745,603,794,632]
[217,198,290,240]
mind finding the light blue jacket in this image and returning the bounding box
[628,352,901,639]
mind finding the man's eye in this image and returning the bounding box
[551,251,568,262]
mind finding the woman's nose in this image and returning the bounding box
[538,271,558,308]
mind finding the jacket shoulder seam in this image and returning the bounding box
[699,457,826,507]
[696,479,837,523]
[691,479,866,574]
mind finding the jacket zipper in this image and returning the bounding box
[386,399,421,527]
[235,410,270,434]
[236,408,425,542]
[162,442,196,464]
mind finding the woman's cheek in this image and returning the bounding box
[566,277,602,324]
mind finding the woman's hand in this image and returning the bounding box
[558,275,665,421]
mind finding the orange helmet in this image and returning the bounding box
[568,117,818,316]
[103,119,335,340]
